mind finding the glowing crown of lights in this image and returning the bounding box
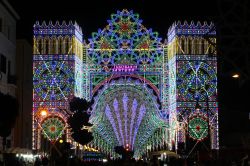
[33,20,83,41]
[168,21,216,42]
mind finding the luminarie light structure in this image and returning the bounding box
[32,9,219,157]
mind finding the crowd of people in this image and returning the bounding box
[0,153,249,166]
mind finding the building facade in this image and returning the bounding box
[32,10,218,158]
[0,0,19,150]
[13,39,33,149]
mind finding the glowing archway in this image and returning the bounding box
[90,78,165,156]
[92,74,160,97]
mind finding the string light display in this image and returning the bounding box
[87,9,163,70]
[33,61,74,101]
[168,21,218,149]
[32,9,218,157]
[177,61,217,101]
[188,116,208,141]
[41,116,66,141]
[89,78,165,157]
[32,21,83,150]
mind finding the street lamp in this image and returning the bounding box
[232,73,240,78]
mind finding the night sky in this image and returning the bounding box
[9,0,250,146]
[9,0,218,41]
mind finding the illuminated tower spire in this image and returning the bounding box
[32,21,83,150]
[167,21,218,150]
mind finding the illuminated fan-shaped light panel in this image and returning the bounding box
[90,78,163,150]
[41,116,66,141]
[104,92,146,147]
[188,116,208,141]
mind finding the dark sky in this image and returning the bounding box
[9,0,218,42]
[9,0,250,145]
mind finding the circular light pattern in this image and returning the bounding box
[188,116,208,140]
[177,61,217,101]
[88,9,163,69]
[33,61,74,101]
[41,116,65,141]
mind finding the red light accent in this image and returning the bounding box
[121,23,129,31]
[50,126,56,132]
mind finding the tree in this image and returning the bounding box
[0,92,18,150]
[68,97,93,146]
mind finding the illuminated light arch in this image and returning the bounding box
[92,74,160,97]
[35,108,70,143]
[90,78,164,153]
[84,10,168,157]
[37,108,69,123]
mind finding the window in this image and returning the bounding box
[0,54,7,74]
